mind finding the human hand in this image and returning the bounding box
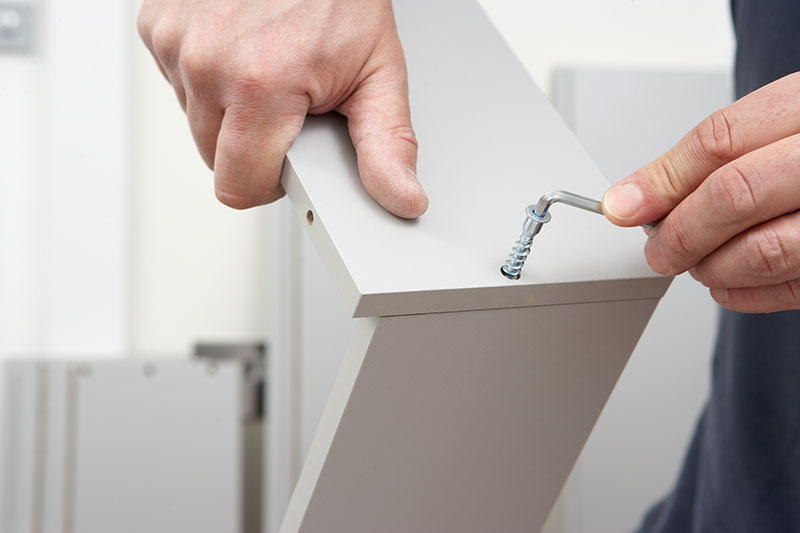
[602,72,800,313]
[137,0,428,218]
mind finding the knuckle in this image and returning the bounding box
[229,67,276,102]
[745,226,793,280]
[150,23,179,66]
[178,39,217,81]
[227,50,304,101]
[690,262,714,287]
[659,220,695,263]
[695,109,740,162]
[651,156,685,202]
[386,123,418,149]
[136,6,153,41]
[711,163,760,222]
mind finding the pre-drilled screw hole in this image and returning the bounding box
[306,210,314,225]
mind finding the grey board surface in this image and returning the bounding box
[282,298,660,532]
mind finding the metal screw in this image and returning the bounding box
[500,205,550,280]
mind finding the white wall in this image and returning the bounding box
[477,0,735,95]
[1,0,131,358]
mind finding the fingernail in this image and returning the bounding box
[604,183,643,220]
[710,288,729,303]
[405,167,421,186]
[405,167,429,215]
[645,236,670,274]
[407,166,428,194]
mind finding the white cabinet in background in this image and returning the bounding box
[1,358,260,533]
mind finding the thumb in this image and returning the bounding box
[602,103,744,227]
[601,142,721,228]
[602,73,800,227]
[338,66,428,219]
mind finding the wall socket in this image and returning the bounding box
[0,2,35,52]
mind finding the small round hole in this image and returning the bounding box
[306,210,314,226]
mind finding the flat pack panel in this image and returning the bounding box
[283,0,669,318]
[283,298,658,532]
[69,360,241,533]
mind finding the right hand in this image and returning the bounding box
[602,72,800,313]
[137,0,428,218]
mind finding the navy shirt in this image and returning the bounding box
[637,1,800,532]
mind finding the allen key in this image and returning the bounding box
[500,190,658,280]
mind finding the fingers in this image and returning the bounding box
[138,1,187,106]
[338,57,428,219]
[180,38,224,169]
[602,71,800,227]
[709,279,800,314]
[690,211,800,289]
[213,93,309,209]
[642,133,800,275]
[137,0,426,216]
[185,94,223,169]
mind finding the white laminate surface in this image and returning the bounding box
[283,0,669,317]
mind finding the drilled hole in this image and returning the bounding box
[306,210,314,225]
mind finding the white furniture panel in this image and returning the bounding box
[1,359,248,533]
[271,2,671,531]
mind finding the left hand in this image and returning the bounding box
[601,72,800,313]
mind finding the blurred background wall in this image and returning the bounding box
[1,1,735,532]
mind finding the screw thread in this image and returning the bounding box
[500,238,532,279]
